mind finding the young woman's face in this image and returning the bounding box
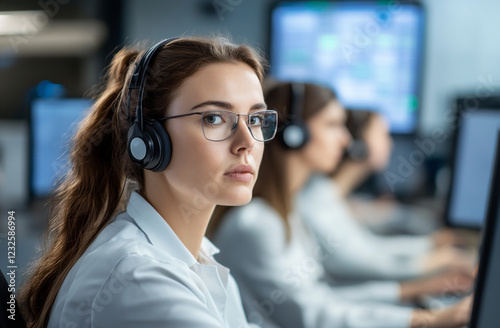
[300,100,351,173]
[163,62,265,207]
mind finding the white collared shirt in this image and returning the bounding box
[213,198,413,328]
[48,191,257,328]
[298,174,432,281]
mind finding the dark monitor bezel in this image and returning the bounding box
[444,96,500,230]
[267,0,426,136]
[468,129,500,327]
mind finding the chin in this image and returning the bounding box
[317,162,338,174]
[217,187,253,206]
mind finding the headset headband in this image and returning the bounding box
[126,37,178,129]
[290,83,305,122]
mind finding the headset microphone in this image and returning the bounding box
[345,139,369,161]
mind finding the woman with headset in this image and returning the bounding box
[297,109,473,282]
[334,109,458,238]
[333,109,393,197]
[20,37,277,328]
[210,82,472,328]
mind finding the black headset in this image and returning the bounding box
[278,83,310,150]
[126,38,177,172]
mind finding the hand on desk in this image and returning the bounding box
[432,228,469,249]
[408,259,477,327]
[422,246,476,274]
[411,295,473,328]
[400,270,473,303]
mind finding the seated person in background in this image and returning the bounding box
[334,109,393,199]
[334,109,454,235]
[298,109,474,282]
[210,82,473,328]
[20,37,276,328]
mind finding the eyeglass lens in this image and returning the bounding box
[201,111,277,142]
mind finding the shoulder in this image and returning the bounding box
[89,254,222,327]
[51,214,205,327]
[299,174,340,206]
[70,212,193,292]
[101,253,202,294]
[302,174,337,194]
[212,198,287,254]
[217,198,283,234]
[83,212,170,263]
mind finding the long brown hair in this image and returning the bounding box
[210,81,338,239]
[20,37,265,328]
[331,108,377,171]
[345,108,378,141]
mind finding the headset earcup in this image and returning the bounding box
[142,118,172,172]
[126,38,178,172]
[127,123,148,166]
[279,122,310,150]
[346,139,369,161]
[127,119,172,171]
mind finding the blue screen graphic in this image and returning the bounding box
[31,98,92,197]
[270,1,424,133]
[448,110,500,229]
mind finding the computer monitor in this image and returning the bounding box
[30,98,92,198]
[269,0,425,134]
[468,130,500,328]
[445,97,500,229]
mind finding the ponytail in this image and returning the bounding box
[21,47,141,328]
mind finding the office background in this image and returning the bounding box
[1,0,500,276]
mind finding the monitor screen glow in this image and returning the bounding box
[270,1,425,134]
[447,110,500,229]
[30,98,92,198]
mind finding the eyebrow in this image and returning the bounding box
[190,100,267,111]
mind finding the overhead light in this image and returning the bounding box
[0,20,108,56]
[0,11,47,36]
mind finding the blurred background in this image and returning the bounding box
[1,0,500,277]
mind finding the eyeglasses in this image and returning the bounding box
[158,110,278,142]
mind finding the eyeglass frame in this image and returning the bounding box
[156,109,278,142]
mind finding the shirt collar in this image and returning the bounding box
[201,237,221,257]
[127,191,221,267]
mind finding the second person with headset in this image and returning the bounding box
[210,81,473,328]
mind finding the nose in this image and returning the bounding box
[230,116,256,154]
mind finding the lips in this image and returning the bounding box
[224,164,254,182]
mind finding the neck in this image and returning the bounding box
[333,160,370,198]
[286,153,313,197]
[143,174,214,260]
